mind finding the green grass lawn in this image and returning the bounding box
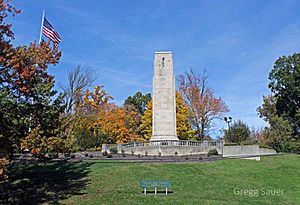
[3,154,300,205]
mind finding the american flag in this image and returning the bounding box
[42,17,61,46]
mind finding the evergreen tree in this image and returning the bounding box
[223,120,250,144]
[124,91,151,115]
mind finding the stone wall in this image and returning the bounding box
[259,148,277,155]
[223,145,277,158]
[103,142,277,157]
[117,142,223,156]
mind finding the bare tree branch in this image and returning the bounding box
[178,68,229,140]
[61,65,97,113]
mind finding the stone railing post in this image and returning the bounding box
[117,144,122,154]
[203,140,208,148]
[101,144,107,154]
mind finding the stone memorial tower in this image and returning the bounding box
[150,51,179,141]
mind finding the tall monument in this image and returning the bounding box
[150,51,179,141]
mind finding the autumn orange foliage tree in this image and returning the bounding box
[95,104,141,144]
[178,69,229,140]
[72,86,142,150]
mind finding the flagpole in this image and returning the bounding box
[38,10,45,44]
[29,10,45,132]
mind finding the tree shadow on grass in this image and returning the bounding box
[0,160,94,205]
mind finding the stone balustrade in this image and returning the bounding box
[115,140,224,156]
[120,140,223,148]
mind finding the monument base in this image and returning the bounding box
[116,140,224,156]
[150,135,179,141]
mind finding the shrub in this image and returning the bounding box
[224,143,238,146]
[207,149,218,157]
[47,137,66,154]
[64,153,70,157]
[75,129,96,151]
[259,144,273,149]
[240,141,257,146]
[110,147,118,154]
[292,141,300,153]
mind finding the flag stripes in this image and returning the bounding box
[42,17,61,45]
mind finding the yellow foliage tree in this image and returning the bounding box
[176,92,196,139]
[140,92,195,140]
[73,86,113,148]
[140,100,153,141]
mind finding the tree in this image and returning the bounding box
[257,95,277,122]
[249,127,264,143]
[257,95,298,152]
[268,53,300,136]
[261,116,294,152]
[140,92,195,140]
[76,85,112,115]
[61,65,96,114]
[257,54,300,152]
[0,1,21,179]
[0,1,20,62]
[178,69,229,140]
[223,120,250,144]
[140,100,153,140]
[124,91,151,115]
[95,104,140,144]
[123,104,143,141]
[11,42,65,157]
[123,92,151,138]
[73,85,112,149]
[0,6,63,158]
[176,91,195,140]
[73,86,147,148]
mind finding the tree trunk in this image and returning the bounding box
[200,123,205,141]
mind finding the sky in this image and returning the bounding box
[9,0,300,137]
